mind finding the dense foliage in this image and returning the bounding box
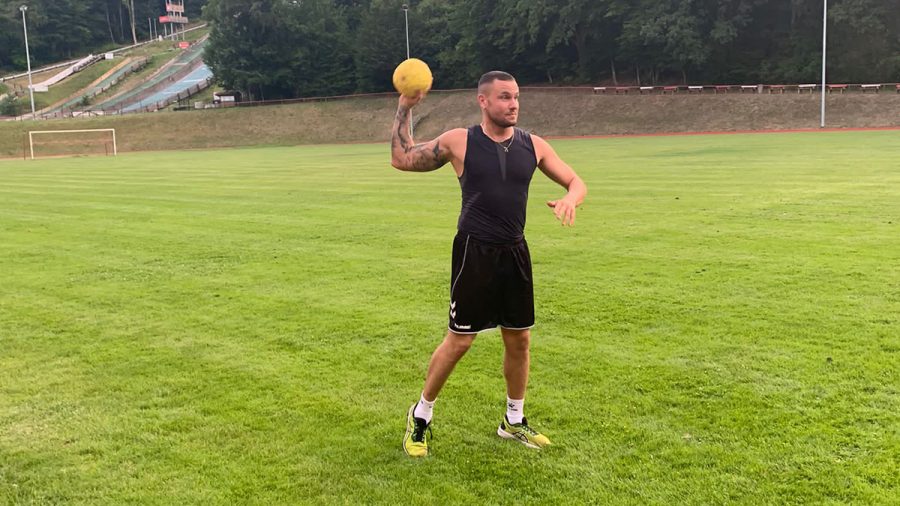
[204,0,899,100]
[3,0,898,100]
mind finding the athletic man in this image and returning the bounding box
[391,71,587,457]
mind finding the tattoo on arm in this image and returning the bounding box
[391,106,448,172]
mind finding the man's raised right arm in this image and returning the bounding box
[390,94,457,172]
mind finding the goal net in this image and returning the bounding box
[26,129,117,160]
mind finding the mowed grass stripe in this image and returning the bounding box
[1,131,898,504]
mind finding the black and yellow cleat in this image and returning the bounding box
[498,416,551,449]
[403,403,431,458]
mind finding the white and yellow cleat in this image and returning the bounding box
[498,416,552,449]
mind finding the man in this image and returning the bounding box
[391,71,586,458]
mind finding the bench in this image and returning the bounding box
[639,86,655,94]
[740,85,757,94]
[592,87,607,94]
[688,86,703,94]
[614,86,633,94]
[860,84,881,93]
[769,85,785,94]
[714,85,731,94]
[827,84,848,94]
[662,86,679,94]
[798,84,817,94]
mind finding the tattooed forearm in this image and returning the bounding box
[391,105,447,172]
[395,106,411,152]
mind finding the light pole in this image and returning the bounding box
[820,0,827,128]
[402,4,413,135]
[20,4,36,119]
[402,4,410,60]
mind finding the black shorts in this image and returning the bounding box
[448,233,535,334]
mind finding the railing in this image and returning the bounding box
[589,83,900,94]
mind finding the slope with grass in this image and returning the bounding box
[2,88,899,158]
[0,131,898,504]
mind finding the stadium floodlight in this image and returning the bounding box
[20,4,36,119]
[820,0,827,128]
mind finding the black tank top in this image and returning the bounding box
[457,125,538,244]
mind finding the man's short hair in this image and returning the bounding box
[478,71,515,93]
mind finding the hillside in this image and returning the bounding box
[1,90,899,158]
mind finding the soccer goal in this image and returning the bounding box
[26,128,117,160]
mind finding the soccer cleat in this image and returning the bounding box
[403,403,431,458]
[497,416,552,449]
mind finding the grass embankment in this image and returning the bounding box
[1,132,898,503]
[42,60,121,109]
[2,67,60,91]
[2,90,900,158]
[4,59,119,113]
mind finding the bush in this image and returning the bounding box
[0,95,22,117]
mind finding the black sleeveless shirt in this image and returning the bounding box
[457,125,538,244]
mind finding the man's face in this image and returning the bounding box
[479,79,519,128]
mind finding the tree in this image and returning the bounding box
[122,0,137,45]
[204,0,356,99]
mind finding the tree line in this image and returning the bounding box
[0,0,207,71]
[204,0,899,101]
[4,0,898,101]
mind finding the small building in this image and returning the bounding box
[213,91,242,106]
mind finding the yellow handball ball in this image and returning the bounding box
[392,58,433,98]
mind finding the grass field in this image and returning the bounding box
[1,131,898,504]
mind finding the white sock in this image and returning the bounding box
[506,396,525,424]
[413,393,435,424]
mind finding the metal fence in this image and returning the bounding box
[203,81,900,112]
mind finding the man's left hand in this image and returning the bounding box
[546,197,578,226]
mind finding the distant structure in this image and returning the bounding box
[160,0,188,41]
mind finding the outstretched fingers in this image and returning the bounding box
[546,200,576,226]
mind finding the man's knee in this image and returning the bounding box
[502,328,530,352]
[445,331,475,357]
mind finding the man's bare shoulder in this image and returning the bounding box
[528,133,552,163]
[439,128,468,144]
[437,128,468,158]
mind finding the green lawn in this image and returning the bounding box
[1,131,898,504]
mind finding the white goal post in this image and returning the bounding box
[27,128,117,160]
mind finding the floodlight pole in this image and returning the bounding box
[20,5,36,120]
[402,4,410,60]
[402,4,413,137]
[820,0,827,128]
